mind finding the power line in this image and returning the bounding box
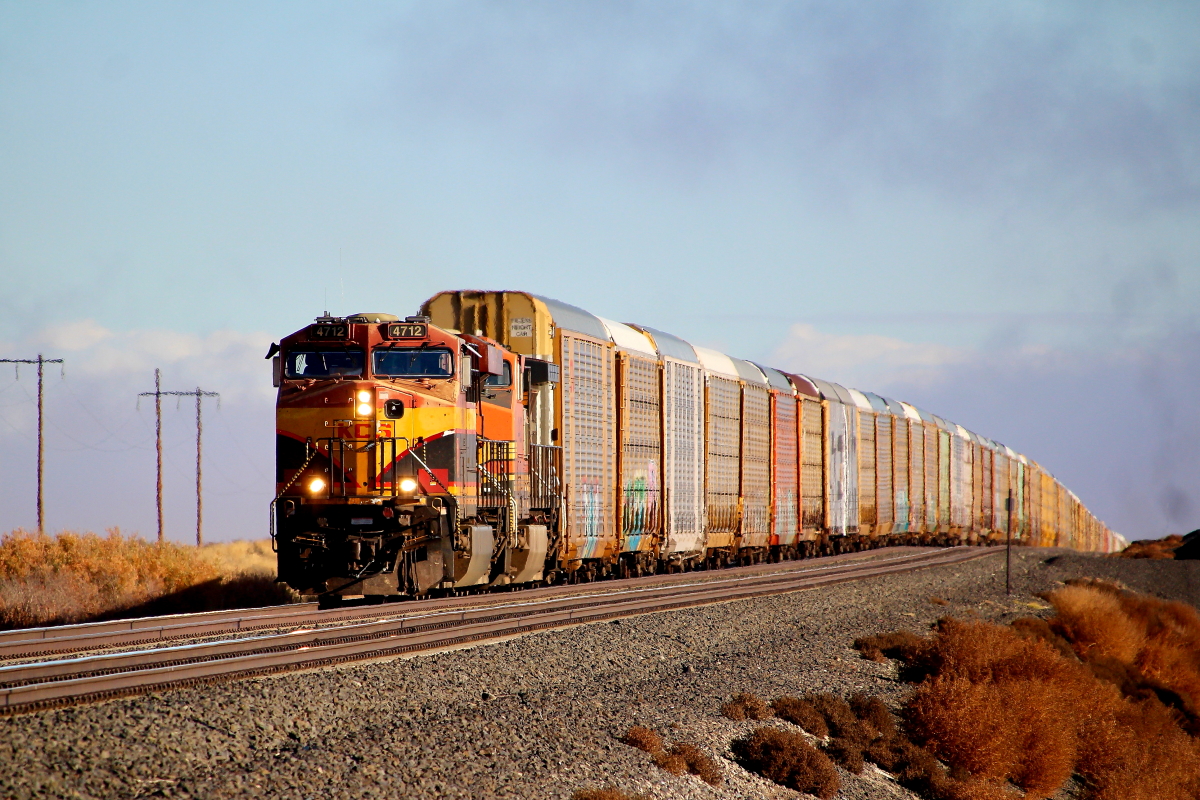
[0,355,64,532]
[139,372,220,546]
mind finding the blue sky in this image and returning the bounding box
[1,1,1197,541]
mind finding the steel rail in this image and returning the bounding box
[0,547,997,716]
[0,548,969,686]
[0,546,951,660]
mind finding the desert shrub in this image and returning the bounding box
[1116,535,1182,559]
[732,727,840,800]
[856,583,1200,800]
[824,735,865,774]
[0,528,219,628]
[1048,580,1200,733]
[571,789,646,800]
[196,538,278,576]
[620,726,663,754]
[663,743,722,786]
[849,693,895,739]
[806,693,861,740]
[853,629,932,673]
[620,727,721,785]
[721,691,773,721]
[770,696,828,737]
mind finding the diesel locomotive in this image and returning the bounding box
[269,291,1123,605]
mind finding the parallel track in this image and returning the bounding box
[0,546,999,715]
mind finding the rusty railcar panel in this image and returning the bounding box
[875,413,893,535]
[937,426,952,534]
[1016,458,1028,543]
[616,352,662,553]
[857,410,876,535]
[923,422,939,532]
[994,453,1010,536]
[950,426,970,535]
[1040,471,1056,547]
[800,397,824,537]
[892,415,910,532]
[559,331,617,561]
[704,374,741,547]
[739,381,772,548]
[908,417,925,532]
[770,392,799,547]
[971,440,984,536]
[981,445,993,537]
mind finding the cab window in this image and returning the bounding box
[484,360,513,387]
[285,349,364,378]
[373,347,454,378]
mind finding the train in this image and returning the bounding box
[269,290,1126,605]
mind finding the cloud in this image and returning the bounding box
[1,320,275,401]
[770,319,1200,540]
[382,1,1200,207]
[770,323,969,389]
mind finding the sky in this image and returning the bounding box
[0,1,1197,543]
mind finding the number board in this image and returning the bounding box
[309,323,349,340]
[385,322,428,339]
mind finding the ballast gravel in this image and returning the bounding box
[2,548,1197,800]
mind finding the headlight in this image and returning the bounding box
[357,390,372,403]
[308,477,326,493]
[356,402,373,416]
[399,477,419,493]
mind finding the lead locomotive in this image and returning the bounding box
[270,307,559,606]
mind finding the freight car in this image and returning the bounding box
[269,291,1125,605]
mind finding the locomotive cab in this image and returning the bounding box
[271,312,544,604]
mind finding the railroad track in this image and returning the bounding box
[0,546,999,715]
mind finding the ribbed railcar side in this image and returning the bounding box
[661,357,706,557]
[851,393,877,539]
[738,376,772,551]
[901,403,925,535]
[969,438,983,540]
[892,412,909,533]
[558,331,618,562]
[981,445,994,540]
[1016,456,1028,544]
[615,351,662,554]
[816,384,858,538]
[923,419,940,535]
[997,445,1010,541]
[769,390,799,549]
[950,426,971,540]
[704,374,741,550]
[799,396,824,539]
[875,412,894,537]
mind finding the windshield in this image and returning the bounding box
[373,347,454,378]
[284,349,364,379]
[485,361,512,387]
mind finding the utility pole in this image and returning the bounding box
[188,387,220,547]
[139,370,166,543]
[1,354,64,532]
[139,375,219,546]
